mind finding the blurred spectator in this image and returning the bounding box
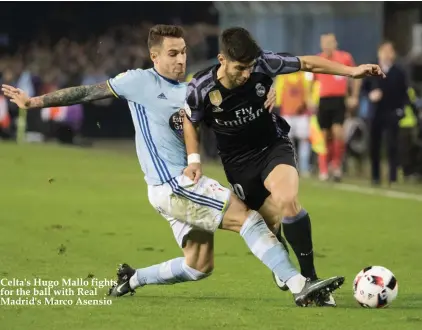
[0,22,218,142]
[0,22,217,93]
[0,94,11,139]
[0,67,18,140]
[398,87,419,181]
[362,41,409,186]
[41,103,84,145]
[275,71,311,177]
[343,115,369,176]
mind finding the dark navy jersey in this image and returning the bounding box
[185,51,301,165]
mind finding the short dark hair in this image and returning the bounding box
[220,27,262,63]
[148,24,185,50]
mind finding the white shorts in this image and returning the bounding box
[148,175,231,248]
[284,115,310,140]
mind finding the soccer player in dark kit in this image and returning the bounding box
[183,27,384,307]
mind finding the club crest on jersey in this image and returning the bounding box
[209,90,223,106]
[255,83,266,97]
[209,90,224,112]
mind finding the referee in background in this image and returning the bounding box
[362,41,409,186]
[308,34,360,182]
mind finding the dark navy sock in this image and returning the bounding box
[282,209,318,280]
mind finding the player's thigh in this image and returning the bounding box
[220,166,271,232]
[148,175,230,234]
[219,191,253,233]
[261,139,301,215]
[225,165,270,211]
[263,164,300,203]
[258,196,282,233]
[182,230,214,273]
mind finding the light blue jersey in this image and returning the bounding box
[108,68,187,185]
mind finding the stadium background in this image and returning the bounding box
[0,2,420,131]
[2,1,422,182]
[1,2,422,329]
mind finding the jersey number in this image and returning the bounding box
[230,183,245,200]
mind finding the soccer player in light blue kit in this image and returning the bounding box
[2,25,344,307]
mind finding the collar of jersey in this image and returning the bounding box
[153,68,180,85]
[212,64,245,93]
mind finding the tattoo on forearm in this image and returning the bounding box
[29,82,113,108]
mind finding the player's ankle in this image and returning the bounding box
[129,271,140,289]
[286,274,307,294]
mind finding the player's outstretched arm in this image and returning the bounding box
[298,56,386,79]
[259,51,383,79]
[1,82,114,110]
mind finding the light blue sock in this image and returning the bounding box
[130,257,210,289]
[240,211,299,283]
[298,139,311,173]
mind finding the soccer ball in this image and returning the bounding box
[353,266,398,308]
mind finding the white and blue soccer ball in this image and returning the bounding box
[353,266,398,308]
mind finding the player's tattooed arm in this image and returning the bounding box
[2,82,113,110]
[31,82,113,108]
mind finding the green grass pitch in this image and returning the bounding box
[0,142,421,330]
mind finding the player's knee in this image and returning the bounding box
[266,220,279,234]
[196,259,214,275]
[273,192,300,217]
[185,259,214,279]
[192,269,213,281]
[262,214,280,234]
[220,193,250,233]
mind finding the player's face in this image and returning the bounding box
[152,37,187,81]
[222,58,256,88]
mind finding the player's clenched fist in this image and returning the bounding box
[183,163,202,184]
[350,64,386,79]
[2,84,31,109]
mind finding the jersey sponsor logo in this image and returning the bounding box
[214,106,264,127]
[169,108,186,139]
[255,83,266,97]
[209,90,223,106]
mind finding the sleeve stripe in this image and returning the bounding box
[106,80,120,99]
